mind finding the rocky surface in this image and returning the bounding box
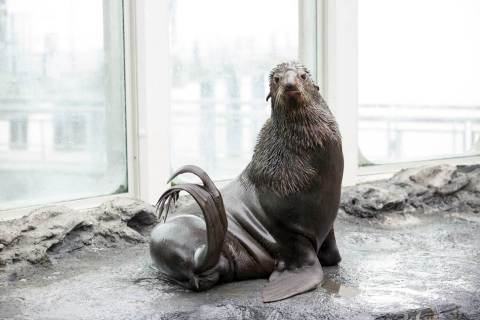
[341,164,480,219]
[1,165,480,319]
[0,198,157,267]
[1,209,480,319]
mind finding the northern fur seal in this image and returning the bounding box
[150,61,344,302]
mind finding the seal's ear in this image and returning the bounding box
[314,84,320,91]
[266,92,271,102]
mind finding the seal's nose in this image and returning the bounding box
[284,70,298,91]
[285,83,296,91]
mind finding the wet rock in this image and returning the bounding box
[408,165,470,195]
[0,198,157,266]
[374,304,478,320]
[460,165,480,193]
[166,304,290,320]
[2,203,480,320]
[341,183,408,218]
[341,164,480,219]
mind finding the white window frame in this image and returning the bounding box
[1,0,139,220]
[136,0,326,202]
[320,0,359,186]
[299,0,358,186]
[335,0,480,182]
[134,0,360,193]
[4,0,477,221]
[1,0,354,219]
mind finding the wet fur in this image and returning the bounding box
[244,61,341,196]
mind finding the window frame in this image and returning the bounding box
[1,0,139,220]
[137,0,324,202]
[5,0,477,221]
[305,0,480,184]
[350,0,480,181]
[320,0,359,185]
[0,0,357,220]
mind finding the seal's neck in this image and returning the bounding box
[244,99,341,196]
[270,100,340,151]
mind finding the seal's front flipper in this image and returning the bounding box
[262,260,323,303]
[318,228,342,266]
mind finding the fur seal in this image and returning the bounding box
[150,61,344,302]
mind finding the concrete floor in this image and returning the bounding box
[1,210,480,320]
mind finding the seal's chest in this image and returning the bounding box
[264,148,318,196]
[247,118,336,197]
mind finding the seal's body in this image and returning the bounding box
[150,61,344,302]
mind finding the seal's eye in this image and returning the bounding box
[274,76,280,84]
[300,73,307,80]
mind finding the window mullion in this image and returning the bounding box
[135,0,171,204]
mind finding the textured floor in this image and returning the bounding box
[1,210,480,320]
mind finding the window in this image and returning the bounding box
[169,0,300,180]
[0,0,128,210]
[54,114,87,151]
[9,115,28,150]
[358,0,480,165]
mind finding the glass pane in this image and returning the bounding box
[358,0,480,165]
[0,0,127,210]
[169,0,298,180]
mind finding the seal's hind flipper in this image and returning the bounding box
[262,260,323,303]
[156,165,227,274]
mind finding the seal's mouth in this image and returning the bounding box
[285,89,301,98]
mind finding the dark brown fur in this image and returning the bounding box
[244,62,340,196]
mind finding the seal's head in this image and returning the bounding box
[266,61,320,109]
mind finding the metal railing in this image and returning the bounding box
[358,104,480,164]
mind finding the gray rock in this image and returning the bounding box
[460,165,480,193]
[2,208,480,320]
[341,164,480,219]
[170,304,289,320]
[341,183,408,218]
[374,304,474,320]
[409,165,470,195]
[0,198,157,266]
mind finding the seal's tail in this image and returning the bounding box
[155,165,227,273]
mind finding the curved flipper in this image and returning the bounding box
[262,259,323,303]
[156,165,227,274]
[167,165,227,237]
